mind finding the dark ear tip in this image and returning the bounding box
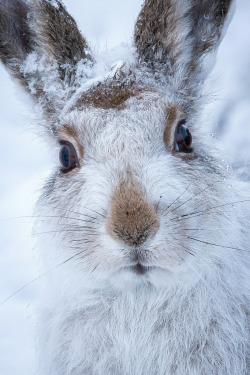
[0,0,34,76]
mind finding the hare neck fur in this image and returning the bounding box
[39,260,249,375]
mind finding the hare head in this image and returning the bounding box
[0,0,237,293]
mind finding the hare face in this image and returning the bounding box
[35,90,222,290]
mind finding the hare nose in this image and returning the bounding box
[107,186,160,247]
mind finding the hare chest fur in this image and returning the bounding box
[0,0,249,374]
[38,268,249,375]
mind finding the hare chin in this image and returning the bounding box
[108,264,181,290]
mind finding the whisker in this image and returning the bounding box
[168,182,214,215]
[91,263,100,274]
[33,228,98,236]
[165,180,225,218]
[0,274,47,307]
[167,234,197,259]
[71,239,95,243]
[187,236,250,253]
[166,234,247,273]
[1,238,128,306]
[2,215,98,224]
[171,199,250,222]
[164,185,190,212]
[43,206,105,222]
[170,227,245,232]
[59,206,106,220]
[184,240,247,271]
[179,244,196,257]
[0,248,91,307]
[166,212,233,230]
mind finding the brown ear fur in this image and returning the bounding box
[134,0,233,82]
[0,0,35,86]
[134,0,191,69]
[34,0,93,84]
[191,0,233,58]
[0,0,93,118]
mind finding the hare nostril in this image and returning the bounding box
[107,186,160,248]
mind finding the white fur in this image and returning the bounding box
[34,94,250,374]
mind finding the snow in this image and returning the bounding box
[206,0,250,178]
[48,0,60,9]
[0,0,249,374]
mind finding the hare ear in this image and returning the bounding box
[134,0,233,95]
[134,0,191,72]
[0,0,35,82]
[33,0,93,83]
[0,0,93,120]
[190,0,233,70]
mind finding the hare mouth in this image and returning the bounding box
[122,263,161,275]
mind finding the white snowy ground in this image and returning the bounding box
[0,1,249,374]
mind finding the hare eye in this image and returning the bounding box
[59,141,79,172]
[175,122,192,152]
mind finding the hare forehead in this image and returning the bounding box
[60,96,183,150]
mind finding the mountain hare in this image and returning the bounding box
[0,0,249,374]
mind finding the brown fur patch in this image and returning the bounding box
[0,0,35,84]
[36,0,93,82]
[107,184,159,247]
[58,124,84,159]
[0,0,93,120]
[135,0,233,66]
[134,0,233,103]
[76,82,146,110]
[134,0,189,68]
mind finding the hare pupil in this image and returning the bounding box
[180,125,190,145]
[176,125,192,151]
[60,146,70,168]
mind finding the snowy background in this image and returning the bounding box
[0,0,250,374]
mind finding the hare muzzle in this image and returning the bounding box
[107,185,159,248]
